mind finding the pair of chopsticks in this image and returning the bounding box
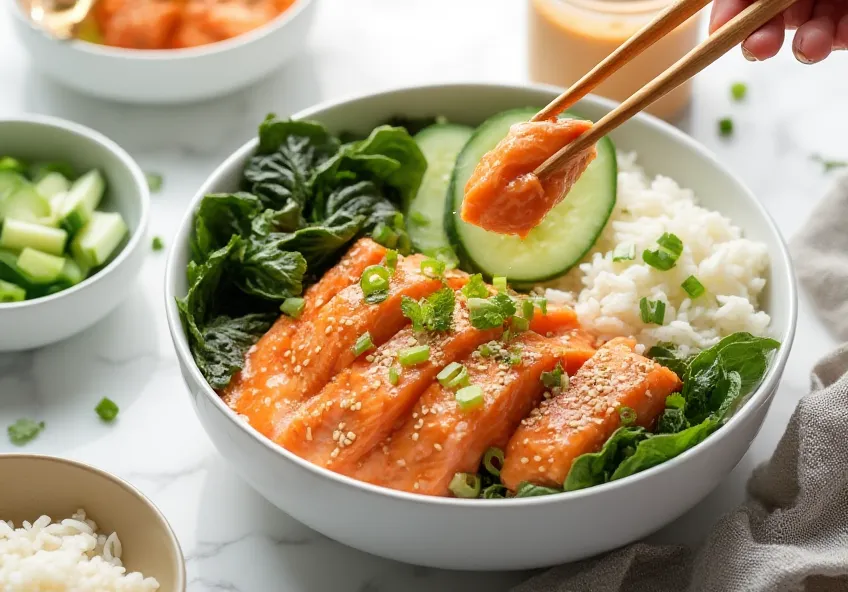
[531,0,799,179]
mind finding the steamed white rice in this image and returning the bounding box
[546,152,770,355]
[0,509,160,592]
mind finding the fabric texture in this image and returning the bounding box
[513,177,848,592]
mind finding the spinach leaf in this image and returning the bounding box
[656,407,689,434]
[251,202,302,236]
[322,181,401,233]
[384,115,443,136]
[480,484,508,499]
[236,236,307,301]
[611,418,718,480]
[191,193,262,262]
[646,342,692,378]
[564,427,648,491]
[514,482,562,498]
[191,313,276,390]
[267,215,364,276]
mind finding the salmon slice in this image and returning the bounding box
[500,337,681,491]
[461,118,597,238]
[277,294,501,473]
[95,0,183,50]
[351,329,585,496]
[246,255,468,439]
[223,239,387,417]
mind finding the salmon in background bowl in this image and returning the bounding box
[164,83,797,570]
[8,0,318,104]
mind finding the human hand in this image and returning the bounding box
[709,0,848,63]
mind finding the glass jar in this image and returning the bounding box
[528,0,704,122]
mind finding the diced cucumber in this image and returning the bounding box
[0,171,23,197]
[0,185,51,224]
[59,258,86,285]
[35,172,71,201]
[446,108,618,283]
[58,169,105,234]
[0,278,26,302]
[17,248,65,283]
[409,123,474,255]
[0,218,68,255]
[71,211,127,268]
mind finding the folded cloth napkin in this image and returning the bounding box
[512,175,848,592]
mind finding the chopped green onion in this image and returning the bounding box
[481,484,508,499]
[151,236,164,251]
[95,398,119,422]
[639,297,666,325]
[385,249,398,271]
[656,233,683,258]
[811,154,848,173]
[493,276,508,292]
[445,366,470,389]
[437,362,464,386]
[479,343,494,358]
[371,223,398,248]
[613,243,635,262]
[410,211,430,226]
[352,332,374,356]
[280,297,306,319]
[389,366,400,385]
[730,82,747,101]
[509,349,523,366]
[643,233,683,271]
[618,406,637,426]
[145,172,163,193]
[393,212,404,228]
[718,117,733,137]
[522,299,535,322]
[360,265,391,303]
[533,297,548,316]
[511,316,529,332]
[397,232,412,256]
[502,328,513,343]
[429,247,459,270]
[665,393,685,410]
[681,275,705,298]
[455,384,484,411]
[420,258,445,278]
[448,472,481,498]
[399,345,430,366]
[7,418,45,446]
[541,362,566,390]
[483,447,505,477]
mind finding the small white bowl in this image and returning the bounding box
[8,0,318,104]
[165,83,797,570]
[0,115,149,351]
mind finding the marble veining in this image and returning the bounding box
[0,0,844,590]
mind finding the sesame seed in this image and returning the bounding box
[520,457,529,464]
[413,413,418,419]
[396,459,406,467]
[346,431,356,441]
[412,433,419,441]
[332,430,341,441]
[537,466,546,472]
[434,443,442,451]
[413,482,420,490]
[303,359,310,367]
[315,346,322,353]
[263,397,271,406]
[523,438,529,445]
[330,448,339,458]
[533,455,542,462]
[366,355,375,362]
[343,438,353,446]
[325,326,333,335]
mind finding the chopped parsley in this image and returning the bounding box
[462,274,489,299]
[401,286,455,332]
[8,418,45,445]
[467,293,516,330]
[95,398,119,422]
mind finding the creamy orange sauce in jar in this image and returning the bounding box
[528,0,704,122]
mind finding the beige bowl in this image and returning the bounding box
[0,455,185,591]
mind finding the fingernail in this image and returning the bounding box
[793,44,814,63]
[741,46,757,61]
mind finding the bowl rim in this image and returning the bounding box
[0,453,187,589]
[0,114,150,311]
[164,81,798,508]
[10,0,315,60]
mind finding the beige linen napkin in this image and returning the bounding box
[512,176,848,592]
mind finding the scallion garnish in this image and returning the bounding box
[613,243,635,262]
[352,332,374,356]
[811,154,848,172]
[455,384,484,411]
[730,82,747,101]
[533,297,548,315]
[522,299,535,322]
[639,297,666,325]
[389,366,400,386]
[399,345,430,366]
[483,447,505,477]
[479,343,494,358]
[681,275,705,298]
[385,249,398,271]
[448,472,481,498]
[643,233,683,271]
[657,233,683,257]
[360,265,391,304]
[437,362,464,386]
[446,366,470,389]
[509,349,523,366]
[420,258,446,278]
[410,211,430,226]
[619,406,637,426]
[280,297,305,319]
[96,398,119,422]
[462,274,489,299]
[493,276,508,292]
[151,236,164,252]
[7,418,45,446]
[371,223,398,248]
[511,316,529,332]
[541,362,566,390]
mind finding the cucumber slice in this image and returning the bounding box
[0,185,53,225]
[0,171,23,197]
[35,172,71,201]
[409,123,474,255]
[446,108,617,283]
[58,169,105,234]
[17,248,65,283]
[59,258,86,285]
[71,211,128,268]
[0,219,68,255]
[0,278,26,302]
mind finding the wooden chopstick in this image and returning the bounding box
[531,0,712,122]
[533,0,799,179]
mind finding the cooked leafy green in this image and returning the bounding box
[236,237,307,301]
[646,342,692,379]
[191,193,262,262]
[564,427,648,491]
[514,482,562,498]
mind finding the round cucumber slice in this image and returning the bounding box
[446,107,617,283]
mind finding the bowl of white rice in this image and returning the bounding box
[0,455,185,591]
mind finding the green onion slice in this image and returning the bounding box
[730,82,747,101]
[360,265,391,303]
[389,366,400,385]
[681,275,705,298]
[511,315,529,332]
[399,345,430,366]
[371,223,399,248]
[493,276,508,292]
[352,332,374,356]
[448,472,481,498]
[639,297,666,325]
[280,297,306,319]
[521,299,535,322]
[385,249,398,271]
[619,406,637,426]
[483,447,505,477]
[455,384,484,411]
[613,243,635,262]
[420,258,446,278]
[437,362,464,386]
[95,398,119,422]
[533,297,548,315]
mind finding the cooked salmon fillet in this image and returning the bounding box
[500,337,681,491]
[461,118,597,238]
[277,294,501,473]
[351,328,585,496]
[245,254,467,439]
[223,239,387,428]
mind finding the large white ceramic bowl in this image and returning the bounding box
[8,0,317,104]
[0,115,149,351]
[165,83,797,570]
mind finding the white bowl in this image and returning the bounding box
[0,115,149,351]
[164,83,797,570]
[8,0,317,104]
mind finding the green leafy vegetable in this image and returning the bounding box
[481,484,508,499]
[467,293,516,330]
[95,398,119,422]
[611,419,717,480]
[461,274,489,299]
[564,427,647,491]
[384,115,445,136]
[236,237,307,301]
[515,482,561,497]
[646,342,692,378]
[8,418,45,446]
[191,193,263,262]
[400,286,455,332]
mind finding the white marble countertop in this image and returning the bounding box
[0,1,845,590]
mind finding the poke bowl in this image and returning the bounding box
[8,0,318,104]
[164,83,796,570]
